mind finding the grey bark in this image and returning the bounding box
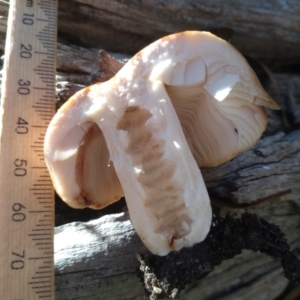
[0,1,300,299]
[45,0,300,70]
[1,0,300,69]
[55,195,300,300]
[203,130,300,204]
[51,49,300,300]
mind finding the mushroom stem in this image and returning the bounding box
[45,76,211,255]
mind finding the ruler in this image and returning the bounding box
[0,0,57,299]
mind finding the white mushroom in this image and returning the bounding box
[44,31,278,256]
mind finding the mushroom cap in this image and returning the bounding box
[154,32,279,167]
[44,31,278,255]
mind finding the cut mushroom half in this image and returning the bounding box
[44,31,278,255]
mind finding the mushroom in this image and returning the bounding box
[44,31,279,256]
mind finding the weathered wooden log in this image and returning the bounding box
[51,54,300,298]
[53,129,300,300]
[1,0,300,69]
[54,194,300,300]
[51,0,300,70]
[204,130,300,204]
[1,1,300,299]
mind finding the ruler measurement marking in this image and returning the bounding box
[39,1,55,4]
[33,87,53,91]
[41,11,55,17]
[36,79,55,83]
[41,44,56,49]
[37,179,52,181]
[29,210,53,212]
[40,40,56,45]
[41,59,55,62]
[28,257,53,260]
[29,232,52,236]
[40,62,55,66]
[41,24,56,29]
[40,5,56,10]
[39,98,53,101]
[36,291,52,294]
[39,46,56,51]
[36,84,54,88]
[37,37,56,42]
[37,34,55,38]
[39,4,55,9]
[42,23,55,30]
[35,51,55,56]
[34,109,54,117]
[40,11,56,16]
[34,66,52,75]
[36,19,50,22]
[42,10,56,14]
[34,193,52,195]
[40,29,56,34]
[33,108,54,111]
[39,82,55,85]
[34,111,54,114]
[41,30,55,35]
[35,102,55,105]
[31,166,47,168]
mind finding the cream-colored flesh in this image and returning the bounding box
[44,31,278,255]
[45,79,212,255]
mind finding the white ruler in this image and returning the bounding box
[0,0,57,299]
